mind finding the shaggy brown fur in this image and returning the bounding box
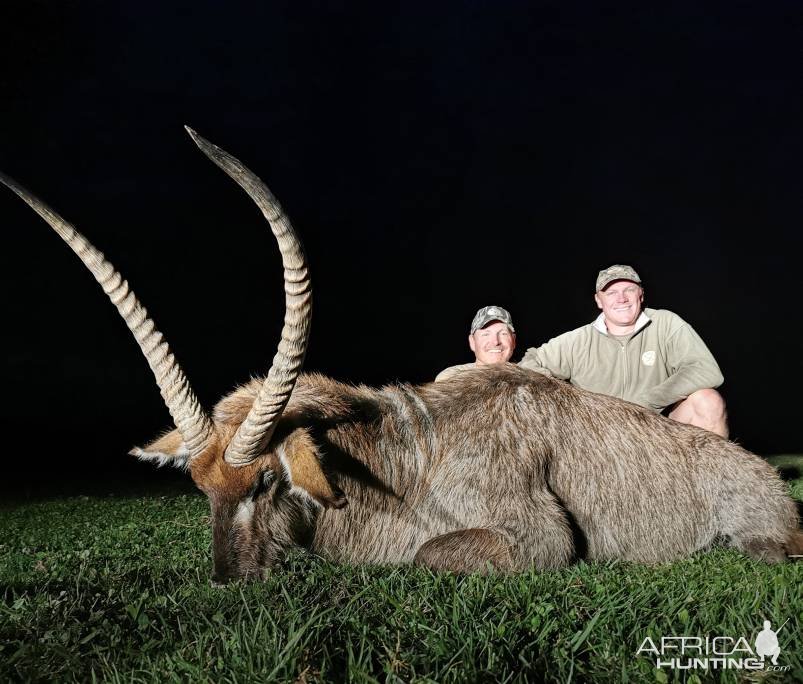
[139,364,799,582]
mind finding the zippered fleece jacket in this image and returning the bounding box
[518,308,723,412]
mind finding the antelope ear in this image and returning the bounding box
[277,428,347,509]
[130,429,191,470]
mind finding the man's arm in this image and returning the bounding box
[640,322,724,411]
[518,334,574,380]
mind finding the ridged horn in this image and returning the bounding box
[0,172,214,458]
[185,127,311,466]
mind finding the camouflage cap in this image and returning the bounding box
[595,264,642,292]
[470,306,515,335]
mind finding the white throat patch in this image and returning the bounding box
[235,500,255,526]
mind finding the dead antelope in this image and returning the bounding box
[2,128,800,583]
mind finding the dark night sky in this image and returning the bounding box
[2,1,801,496]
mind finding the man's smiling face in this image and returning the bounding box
[468,321,516,364]
[594,279,644,330]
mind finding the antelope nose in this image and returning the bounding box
[210,569,232,587]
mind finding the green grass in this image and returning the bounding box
[1,458,801,683]
[768,455,803,502]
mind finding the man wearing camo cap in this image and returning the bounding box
[519,264,728,437]
[435,305,517,382]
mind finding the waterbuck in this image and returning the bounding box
[2,128,800,582]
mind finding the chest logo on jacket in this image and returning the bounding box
[642,351,656,366]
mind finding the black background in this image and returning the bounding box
[2,1,801,497]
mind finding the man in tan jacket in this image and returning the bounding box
[435,306,517,382]
[519,265,728,437]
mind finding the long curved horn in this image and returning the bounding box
[185,127,311,466]
[0,173,214,458]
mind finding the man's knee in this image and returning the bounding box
[668,388,728,437]
[687,388,727,421]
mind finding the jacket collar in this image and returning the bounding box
[593,310,651,335]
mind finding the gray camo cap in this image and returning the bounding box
[596,264,642,292]
[470,306,515,335]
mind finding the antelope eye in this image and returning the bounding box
[248,469,277,499]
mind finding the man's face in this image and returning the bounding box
[468,321,516,364]
[594,279,644,329]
